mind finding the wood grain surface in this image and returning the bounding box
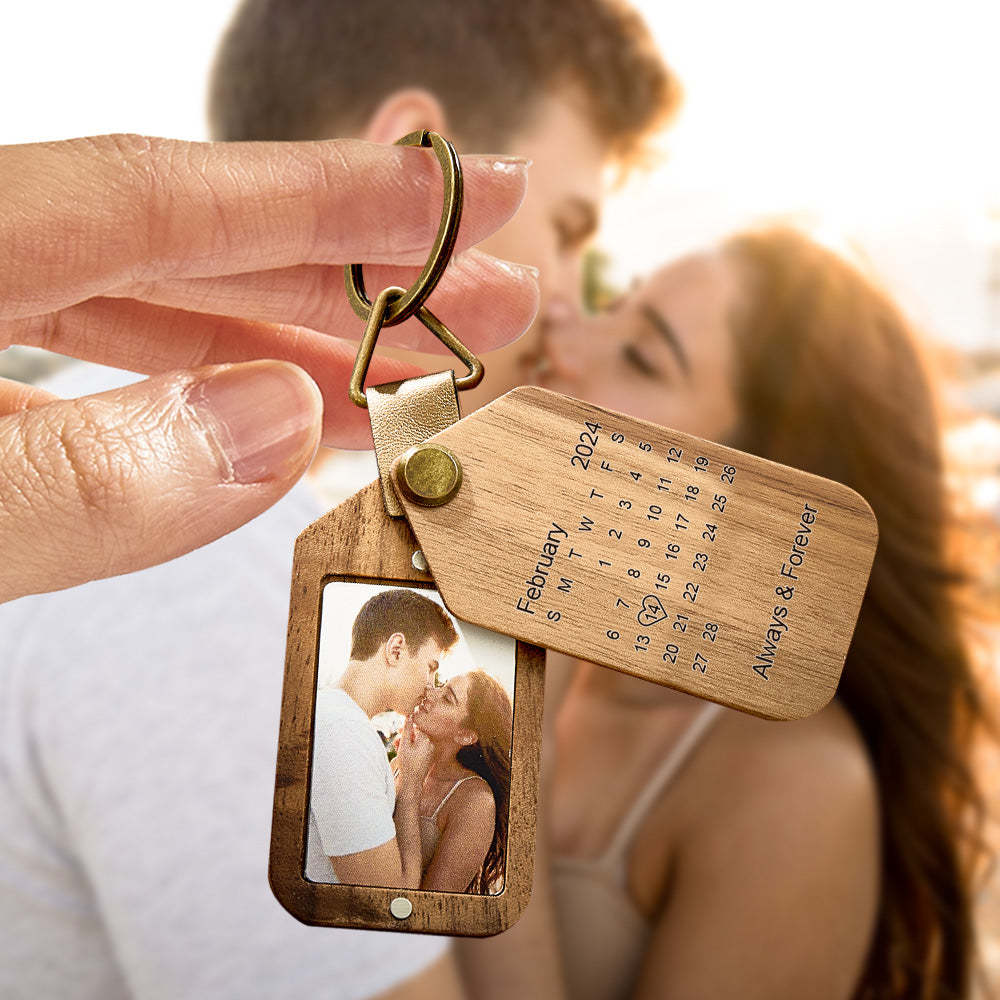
[394,387,879,721]
[269,480,545,935]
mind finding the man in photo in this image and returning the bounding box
[307,589,458,888]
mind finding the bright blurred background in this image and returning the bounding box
[2,0,999,979]
[3,0,998,512]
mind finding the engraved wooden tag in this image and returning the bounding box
[270,481,544,935]
[393,387,878,721]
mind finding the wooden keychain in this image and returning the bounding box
[270,131,545,936]
[269,131,879,937]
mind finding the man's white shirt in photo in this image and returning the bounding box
[306,688,397,882]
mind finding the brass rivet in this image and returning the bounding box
[395,444,462,507]
[411,550,429,572]
[389,896,413,919]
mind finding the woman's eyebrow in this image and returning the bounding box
[640,303,691,378]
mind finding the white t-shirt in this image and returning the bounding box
[0,363,447,1000]
[305,688,396,882]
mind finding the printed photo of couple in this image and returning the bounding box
[306,584,515,894]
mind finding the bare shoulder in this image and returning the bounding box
[639,696,880,876]
[672,695,880,897]
[445,775,495,823]
[705,697,877,810]
[631,700,881,997]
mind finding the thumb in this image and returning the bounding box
[0,360,321,603]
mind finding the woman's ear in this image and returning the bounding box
[361,88,450,145]
[456,728,478,747]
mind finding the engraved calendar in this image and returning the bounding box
[394,386,878,720]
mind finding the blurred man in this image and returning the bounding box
[209,0,678,410]
[0,2,676,998]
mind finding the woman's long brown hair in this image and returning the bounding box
[456,670,513,894]
[723,228,993,999]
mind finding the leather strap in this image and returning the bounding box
[367,371,460,517]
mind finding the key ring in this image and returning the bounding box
[345,130,462,328]
[346,130,484,409]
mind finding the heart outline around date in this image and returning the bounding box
[637,594,668,628]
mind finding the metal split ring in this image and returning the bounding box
[345,130,482,408]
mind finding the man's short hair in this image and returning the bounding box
[350,589,459,661]
[209,0,678,160]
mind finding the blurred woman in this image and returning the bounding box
[513,228,991,999]
[398,669,512,893]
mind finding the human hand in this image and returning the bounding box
[0,135,535,602]
[395,716,436,790]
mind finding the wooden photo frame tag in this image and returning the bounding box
[393,387,879,722]
[270,481,545,936]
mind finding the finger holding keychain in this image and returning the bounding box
[0,133,537,604]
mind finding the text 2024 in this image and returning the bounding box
[570,422,602,470]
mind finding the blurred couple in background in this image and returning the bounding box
[1,1,996,999]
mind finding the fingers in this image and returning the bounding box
[106,248,539,354]
[8,298,423,448]
[0,135,529,320]
[0,377,59,415]
[402,717,422,748]
[0,361,322,604]
[395,721,411,761]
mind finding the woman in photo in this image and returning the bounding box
[396,669,513,894]
[462,227,994,999]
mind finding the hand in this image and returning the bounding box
[0,135,535,602]
[395,716,436,789]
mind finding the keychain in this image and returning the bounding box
[269,131,878,936]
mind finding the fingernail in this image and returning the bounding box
[494,257,540,282]
[489,155,532,174]
[188,361,321,484]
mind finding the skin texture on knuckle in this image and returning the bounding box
[142,137,341,277]
[118,136,213,285]
[15,396,153,565]
[73,135,345,279]
[0,378,229,600]
[5,135,233,296]
[0,405,121,596]
[63,135,248,286]
[0,135,160,317]
[67,136,165,284]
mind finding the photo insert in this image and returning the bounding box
[306,583,515,895]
